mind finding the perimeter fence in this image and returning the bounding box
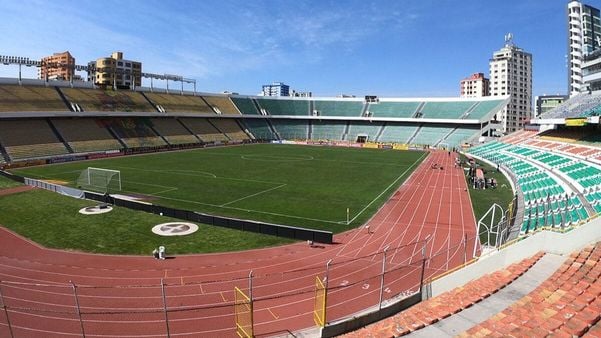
[0,234,481,337]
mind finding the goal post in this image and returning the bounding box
[77,167,122,193]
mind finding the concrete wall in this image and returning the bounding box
[427,217,601,297]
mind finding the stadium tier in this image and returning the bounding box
[346,121,383,142]
[468,139,601,233]
[149,118,199,145]
[179,117,229,142]
[102,117,167,148]
[311,120,347,140]
[313,100,364,117]
[367,101,420,118]
[378,123,419,143]
[202,95,240,115]
[61,88,155,112]
[208,118,249,141]
[144,92,214,113]
[0,119,70,160]
[231,97,261,115]
[51,118,122,153]
[256,97,310,116]
[411,125,455,146]
[0,85,68,112]
[537,92,601,119]
[270,119,308,139]
[240,118,274,139]
[420,101,476,119]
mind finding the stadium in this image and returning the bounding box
[1,2,601,337]
[0,75,599,337]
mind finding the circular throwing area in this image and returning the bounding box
[152,222,199,236]
[79,204,113,215]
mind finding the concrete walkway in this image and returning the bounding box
[406,253,566,337]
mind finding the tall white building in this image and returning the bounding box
[489,35,532,134]
[261,82,290,96]
[567,0,601,97]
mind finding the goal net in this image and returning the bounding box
[76,167,122,193]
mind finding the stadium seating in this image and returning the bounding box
[441,126,480,147]
[51,118,122,153]
[538,92,601,119]
[412,125,454,146]
[256,98,310,116]
[420,101,476,119]
[231,97,260,115]
[0,85,68,112]
[149,118,199,145]
[367,101,420,118]
[60,88,154,112]
[313,100,364,117]
[144,92,214,113]
[378,123,419,144]
[464,99,505,120]
[104,117,167,148]
[179,118,228,142]
[270,119,309,139]
[202,96,240,115]
[462,242,601,337]
[208,118,249,141]
[240,119,275,139]
[0,119,70,160]
[468,141,593,233]
[346,121,383,142]
[312,120,347,140]
[343,253,544,337]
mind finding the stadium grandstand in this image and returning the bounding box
[0,81,509,165]
[2,79,601,338]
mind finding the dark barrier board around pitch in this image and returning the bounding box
[84,191,333,243]
[320,292,421,338]
[0,170,26,183]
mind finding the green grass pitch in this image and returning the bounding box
[12,144,426,233]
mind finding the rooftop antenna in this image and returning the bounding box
[504,33,514,47]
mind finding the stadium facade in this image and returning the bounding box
[567,0,601,97]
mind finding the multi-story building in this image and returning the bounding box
[489,35,532,134]
[39,51,75,81]
[460,73,490,98]
[261,82,290,96]
[567,0,601,97]
[535,95,569,118]
[582,49,601,93]
[88,52,142,89]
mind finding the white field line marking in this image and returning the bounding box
[113,165,285,185]
[220,184,287,207]
[347,151,428,224]
[141,194,342,224]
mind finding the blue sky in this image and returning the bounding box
[0,0,569,98]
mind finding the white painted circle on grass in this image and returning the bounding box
[79,205,113,215]
[152,222,199,236]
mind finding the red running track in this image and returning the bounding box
[0,150,479,337]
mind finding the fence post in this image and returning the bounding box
[419,243,427,296]
[463,234,468,264]
[70,281,86,338]
[324,259,332,324]
[378,246,389,311]
[0,281,14,338]
[161,279,171,338]
[248,270,254,336]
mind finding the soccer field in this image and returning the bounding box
[12,144,426,232]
